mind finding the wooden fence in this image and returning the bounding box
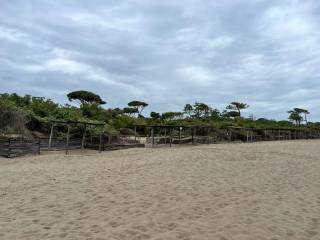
[0,138,40,158]
[40,138,82,150]
[2,128,320,158]
[0,139,10,157]
[0,135,145,158]
[85,135,144,151]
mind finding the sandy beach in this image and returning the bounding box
[1,140,320,240]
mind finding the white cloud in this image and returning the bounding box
[1,0,320,119]
[176,66,215,86]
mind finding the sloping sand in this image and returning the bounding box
[1,140,320,240]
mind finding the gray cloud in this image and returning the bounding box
[1,0,320,120]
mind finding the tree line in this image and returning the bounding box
[0,90,317,136]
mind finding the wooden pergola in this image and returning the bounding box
[48,120,105,154]
[132,124,216,147]
[132,124,320,146]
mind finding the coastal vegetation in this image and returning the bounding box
[0,91,318,137]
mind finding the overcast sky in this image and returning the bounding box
[1,0,320,120]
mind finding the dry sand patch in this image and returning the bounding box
[1,140,320,240]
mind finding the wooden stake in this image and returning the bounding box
[151,127,154,147]
[164,128,167,145]
[81,124,87,149]
[264,130,267,141]
[191,127,194,145]
[48,123,54,149]
[65,124,70,155]
[38,139,41,155]
[99,132,102,153]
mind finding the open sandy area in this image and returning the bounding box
[1,140,320,240]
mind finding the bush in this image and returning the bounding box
[0,100,28,134]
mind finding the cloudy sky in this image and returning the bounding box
[1,0,320,120]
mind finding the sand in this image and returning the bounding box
[1,140,320,240]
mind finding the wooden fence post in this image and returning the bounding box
[81,124,87,149]
[99,133,102,153]
[264,130,267,141]
[191,127,194,145]
[8,139,11,158]
[151,127,155,147]
[164,128,167,145]
[108,134,112,145]
[65,124,70,155]
[38,139,41,155]
[48,123,54,149]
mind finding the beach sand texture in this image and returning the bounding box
[1,140,320,240]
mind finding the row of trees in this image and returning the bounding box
[148,102,249,121]
[65,91,315,128]
[65,91,311,127]
[0,90,314,136]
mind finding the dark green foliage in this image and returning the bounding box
[0,92,317,138]
[193,102,210,118]
[123,107,139,116]
[288,109,303,126]
[183,104,193,117]
[128,100,148,115]
[161,112,184,121]
[293,108,309,124]
[227,111,240,118]
[150,111,161,120]
[67,90,106,105]
[226,102,249,117]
